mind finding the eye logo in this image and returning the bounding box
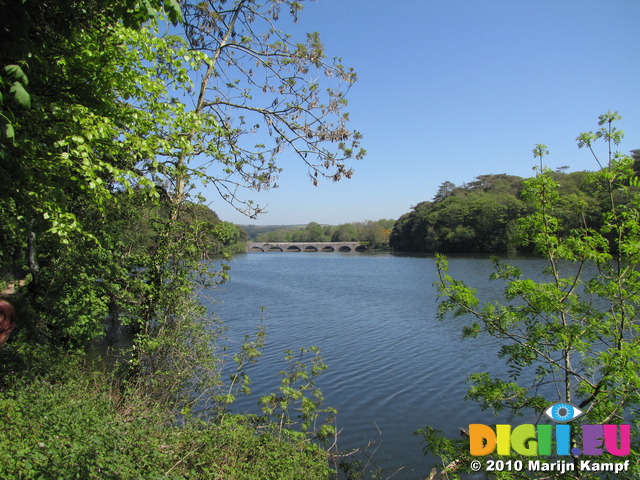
[544,402,583,423]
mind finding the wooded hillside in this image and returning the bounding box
[389,168,631,253]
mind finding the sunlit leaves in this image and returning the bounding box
[0,120,14,143]
[8,82,30,109]
[0,64,31,147]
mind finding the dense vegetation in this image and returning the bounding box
[389,166,638,253]
[249,219,394,250]
[0,0,362,478]
[121,200,248,256]
[0,360,331,479]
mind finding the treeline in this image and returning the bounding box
[253,219,395,249]
[389,165,639,253]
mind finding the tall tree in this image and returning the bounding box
[170,0,365,218]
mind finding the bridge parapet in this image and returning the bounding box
[247,242,367,253]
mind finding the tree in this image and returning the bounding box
[360,220,390,249]
[0,1,191,345]
[425,113,640,478]
[303,222,327,242]
[389,201,433,252]
[0,0,182,156]
[331,223,358,242]
[0,2,347,472]
[390,181,527,253]
[159,0,366,219]
[112,0,366,344]
[433,181,456,203]
[631,148,640,177]
[2,0,365,345]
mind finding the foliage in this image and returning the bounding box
[0,356,331,480]
[0,0,179,152]
[390,170,617,254]
[120,199,246,257]
[390,174,527,253]
[216,319,267,411]
[0,0,187,247]
[424,113,640,478]
[0,5,205,351]
[2,0,364,345]
[259,346,337,443]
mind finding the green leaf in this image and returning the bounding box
[143,0,155,18]
[9,81,30,108]
[164,0,183,24]
[0,118,14,142]
[3,64,28,85]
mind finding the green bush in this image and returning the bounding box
[0,358,331,480]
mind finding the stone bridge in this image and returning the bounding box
[247,242,368,253]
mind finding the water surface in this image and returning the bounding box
[206,252,555,478]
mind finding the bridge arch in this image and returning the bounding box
[247,242,367,253]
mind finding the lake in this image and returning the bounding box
[205,252,559,478]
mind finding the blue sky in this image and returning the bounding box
[207,0,640,226]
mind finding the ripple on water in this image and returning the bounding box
[208,253,531,479]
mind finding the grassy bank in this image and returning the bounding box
[0,349,331,480]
